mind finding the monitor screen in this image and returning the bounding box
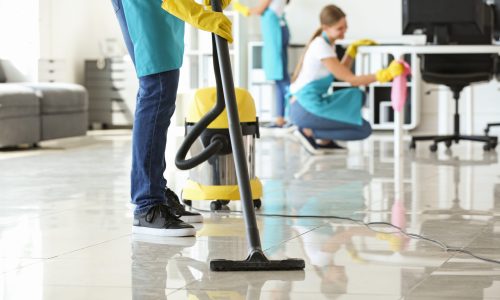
[494,0,500,39]
[402,0,492,44]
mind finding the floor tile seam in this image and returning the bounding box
[402,251,459,298]
[173,286,412,296]
[0,258,48,277]
[43,233,132,260]
[262,223,331,252]
[0,204,133,230]
[0,139,116,162]
[404,209,485,297]
[403,297,500,300]
[443,225,491,253]
[0,207,96,232]
[0,147,81,161]
[177,276,228,292]
[0,234,132,261]
[22,283,134,289]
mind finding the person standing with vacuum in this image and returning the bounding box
[111,0,233,237]
[232,0,291,128]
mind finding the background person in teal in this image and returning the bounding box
[233,0,291,128]
[111,0,232,237]
[289,5,403,155]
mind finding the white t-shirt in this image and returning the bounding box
[290,36,337,94]
[269,0,287,18]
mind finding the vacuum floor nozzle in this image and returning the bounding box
[210,250,305,272]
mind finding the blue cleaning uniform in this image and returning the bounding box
[260,8,287,81]
[122,0,185,77]
[291,35,364,126]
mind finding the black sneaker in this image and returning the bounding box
[317,140,347,153]
[165,188,203,223]
[293,128,325,155]
[133,204,196,237]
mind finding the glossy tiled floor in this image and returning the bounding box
[1,130,499,299]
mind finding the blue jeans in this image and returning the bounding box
[274,25,290,118]
[113,0,178,215]
[290,101,372,141]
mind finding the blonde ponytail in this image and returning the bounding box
[291,27,323,83]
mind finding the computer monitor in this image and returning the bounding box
[493,0,500,40]
[402,0,493,45]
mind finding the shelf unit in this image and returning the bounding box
[179,11,246,93]
[355,51,420,131]
[248,41,275,122]
[84,58,137,128]
[38,59,66,83]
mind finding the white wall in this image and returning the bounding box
[38,0,403,81]
[39,0,126,84]
[34,0,500,134]
[0,0,39,81]
[286,0,402,43]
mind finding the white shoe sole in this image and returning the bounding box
[179,214,203,223]
[132,226,196,237]
[132,235,197,246]
[293,130,325,155]
[318,147,348,154]
[259,125,296,137]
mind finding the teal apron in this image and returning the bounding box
[260,9,287,81]
[293,74,363,126]
[292,34,363,126]
[123,0,185,77]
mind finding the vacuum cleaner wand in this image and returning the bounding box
[209,0,305,272]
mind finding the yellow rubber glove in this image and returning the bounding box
[203,0,231,9]
[346,39,377,59]
[232,1,250,17]
[375,60,404,83]
[376,233,403,252]
[162,0,233,43]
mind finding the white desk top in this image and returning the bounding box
[358,45,500,56]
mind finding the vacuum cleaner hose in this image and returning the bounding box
[175,101,226,170]
[175,26,228,171]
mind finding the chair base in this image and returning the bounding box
[484,123,500,135]
[410,134,498,152]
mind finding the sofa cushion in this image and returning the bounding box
[0,63,6,83]
[22,83,88,114]
[0,84,39,120]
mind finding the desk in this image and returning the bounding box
[357,44,500,201]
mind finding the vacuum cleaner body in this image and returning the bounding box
[176,0,304,270]
[182,87,263,210]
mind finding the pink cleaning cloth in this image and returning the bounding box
[391,200,406,230]
[391,60,411,112]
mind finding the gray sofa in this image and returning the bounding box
[0,84,41,147]
[0,61,88,148]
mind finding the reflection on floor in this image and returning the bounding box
[0,130,499,300]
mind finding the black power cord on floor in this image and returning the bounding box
[190,206,500,265]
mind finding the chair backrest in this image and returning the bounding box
[497,56,500,81]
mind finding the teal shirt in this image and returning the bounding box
[123,0,185,77]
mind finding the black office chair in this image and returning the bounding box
[484,122,500,135]
[484,59,500,136]
[410,54,498,152]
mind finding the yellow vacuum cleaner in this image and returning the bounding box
[175,0,304,272]
[181,87,263,211]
